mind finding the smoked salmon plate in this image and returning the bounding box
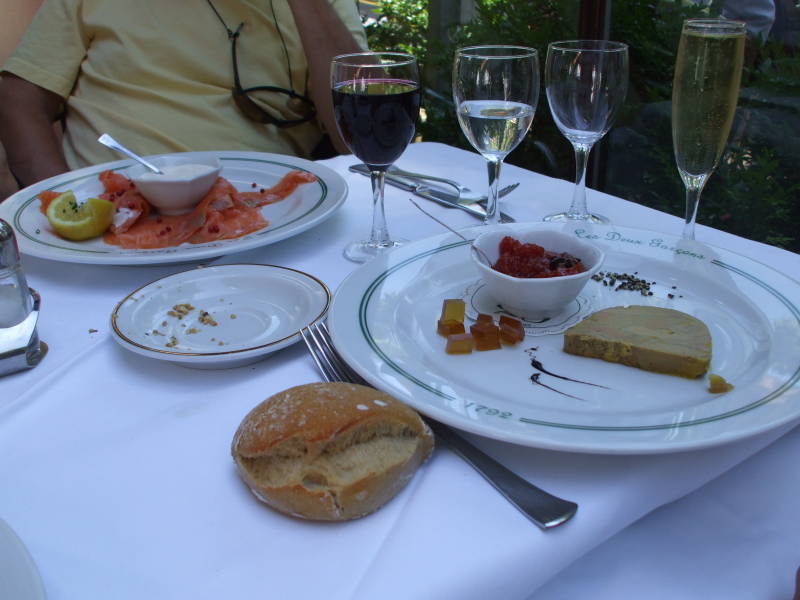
[0,152,348,265]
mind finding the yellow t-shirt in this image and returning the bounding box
[3,0,367,168]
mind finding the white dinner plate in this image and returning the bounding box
[0,151,347,265]
[0,517,46,600]
[328,222,800,454]
[111,264,330,369]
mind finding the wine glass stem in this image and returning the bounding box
[567,142,593,220]
[485,158,502,225]
[369,170,391,246]
[682,183,704,241]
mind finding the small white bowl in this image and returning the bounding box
[471,224,605,320]
[130,154,222,215]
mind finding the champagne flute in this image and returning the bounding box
[331,52,421,263]
[453,46,539,225]
[543,40,628,224]
[672,19,746,240]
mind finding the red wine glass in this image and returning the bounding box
[332,52,420,263]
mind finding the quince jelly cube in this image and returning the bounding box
[499,315,525,344]
[445,332,473,354]
[437,318,465,337]
[470,320,501,351]
[475,313,493,323]
[440,299,466,323]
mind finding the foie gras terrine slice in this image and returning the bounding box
[563,306,711,378]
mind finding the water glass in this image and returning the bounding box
[453,46,539,225]
[543,40,628,224]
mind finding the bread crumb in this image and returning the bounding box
[230,314,237,319]
[186,328,200,334]
[166,336,179,348]
[168,303,195,319]
[200,311,218,326]
[151,329,165,336]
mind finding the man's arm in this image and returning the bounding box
[0,74,68,188]
[286,0,364,155]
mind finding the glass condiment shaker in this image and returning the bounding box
[0,218,44,375]
[0,219,33,327]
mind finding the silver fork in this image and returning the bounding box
[390,166,519,204]
[300,321,578,530]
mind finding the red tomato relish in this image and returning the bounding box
[492,236,586,278]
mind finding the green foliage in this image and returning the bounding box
[610,0,707,103]
[363,0,428,59]
[454,0,572,48]
[748,41,800,93]
[706,147,798,248]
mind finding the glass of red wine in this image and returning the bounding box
[331,52,420,263]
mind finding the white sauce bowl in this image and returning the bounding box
[471,224,605,320]
[130,154,222,215]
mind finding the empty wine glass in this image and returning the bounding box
[453,46,539,225]
[543,40,628,224]
[331,52,421,263]
[672,19,746,240]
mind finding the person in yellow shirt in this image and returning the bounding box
[0,0,367,189]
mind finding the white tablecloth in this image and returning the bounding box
[1,142,798,599]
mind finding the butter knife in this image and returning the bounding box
[348,164,516,223]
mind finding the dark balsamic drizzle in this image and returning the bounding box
[525,347,610,400]
[528,356,610,389]
[530,373,585,401]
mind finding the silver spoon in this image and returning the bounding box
[97,134,163,174]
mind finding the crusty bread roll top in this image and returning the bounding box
[232,382,434,521]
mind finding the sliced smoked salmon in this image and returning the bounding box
[105,177,267,249]
[40,169,317,249]
[98,170,152,233]
[238,170,318,207]
[38,190,60,215]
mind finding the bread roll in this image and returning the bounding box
[231,382,434,521]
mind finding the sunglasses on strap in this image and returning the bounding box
[228,22,316,128]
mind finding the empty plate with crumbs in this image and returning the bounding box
[110,264,330,369]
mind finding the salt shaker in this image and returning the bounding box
[0,219,45,375]
[0,219,33,326]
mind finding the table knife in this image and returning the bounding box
[348,164,515,223]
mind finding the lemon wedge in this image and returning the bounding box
[46,191,114,241]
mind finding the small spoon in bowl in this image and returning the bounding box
[98,133,163,174]
[408,197,493,266]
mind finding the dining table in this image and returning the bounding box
[1,140,799,599]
